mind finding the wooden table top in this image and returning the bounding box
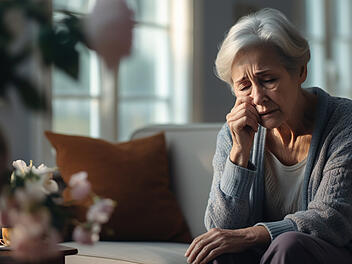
[0,245,78,264]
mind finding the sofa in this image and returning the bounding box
[62,123,223,264]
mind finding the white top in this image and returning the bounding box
[263,151,307,221]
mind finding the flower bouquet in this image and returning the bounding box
[0,160,115,262]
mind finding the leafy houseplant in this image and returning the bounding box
[0,0,133,111]
[0,0,82,111]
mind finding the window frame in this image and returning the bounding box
[50,0,193,144]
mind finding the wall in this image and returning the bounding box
[0,89,52,167]
[0,90,32,163]
[193,0,304,123]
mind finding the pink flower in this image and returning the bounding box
[73,225,99,245]
[12,160,30,176]
[32,163,56,176]
[87,198,115,224]
[12,160,58,195]
[10,210,60,261]
[15,183,46,205]
[11,227,60,261]
[69,171,91,200]
[42,175,59,194]
[14,209,50,237]
[84,0,134,69]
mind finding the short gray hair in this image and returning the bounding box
[215,8,310,87]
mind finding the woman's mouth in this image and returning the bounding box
[259,109,278,118]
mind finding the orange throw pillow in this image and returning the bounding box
[45,131,192,243]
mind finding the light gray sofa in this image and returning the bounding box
[63,123,222,264]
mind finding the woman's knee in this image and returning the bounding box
[261,232,310,264]
[210,250,262,264]
[271,231,307,251]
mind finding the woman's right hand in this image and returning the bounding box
[226,97,260,167]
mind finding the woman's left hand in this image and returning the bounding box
[184,227,252,264]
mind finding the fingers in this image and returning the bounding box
[188,241,217,264]
[184,229,251,264]
[229,115,258,133]
[231,99,260,121]
[192,241,222,264]
[227,98,259,134]
[200,248,223,264]
[185,235,200,257]
[227,107,259,127]
[227,110,259,133]
[185,232,208,257]
[185,232,214,262]
[185,228,227,264]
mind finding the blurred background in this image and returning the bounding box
[0,0,351,166]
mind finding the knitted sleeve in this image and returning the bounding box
[204,124,256,230]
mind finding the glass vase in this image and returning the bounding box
[1,227,12,246]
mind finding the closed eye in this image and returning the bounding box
[263,79,276,83]
[237,80,252,92]
[239,85,251,91]
[261,78,277,89]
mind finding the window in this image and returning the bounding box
[305,0,352,98]
[332,0,352,98]
[304,0,326,90]
[52,0,100,138]
[52,0,192,142]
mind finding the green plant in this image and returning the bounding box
[0,0,88,111]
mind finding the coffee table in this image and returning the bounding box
[0,245,77,264]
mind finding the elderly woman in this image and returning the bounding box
[185,8,352,264]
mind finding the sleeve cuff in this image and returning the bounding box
[255,219,297,240]
[220,157,256,199]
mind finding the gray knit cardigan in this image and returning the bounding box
[204,87,352,250]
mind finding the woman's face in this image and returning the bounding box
[231,44,306,129]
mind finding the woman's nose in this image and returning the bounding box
[250,83,265,105]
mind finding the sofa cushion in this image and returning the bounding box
[63,241,189,264]
[45,131,192,243]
